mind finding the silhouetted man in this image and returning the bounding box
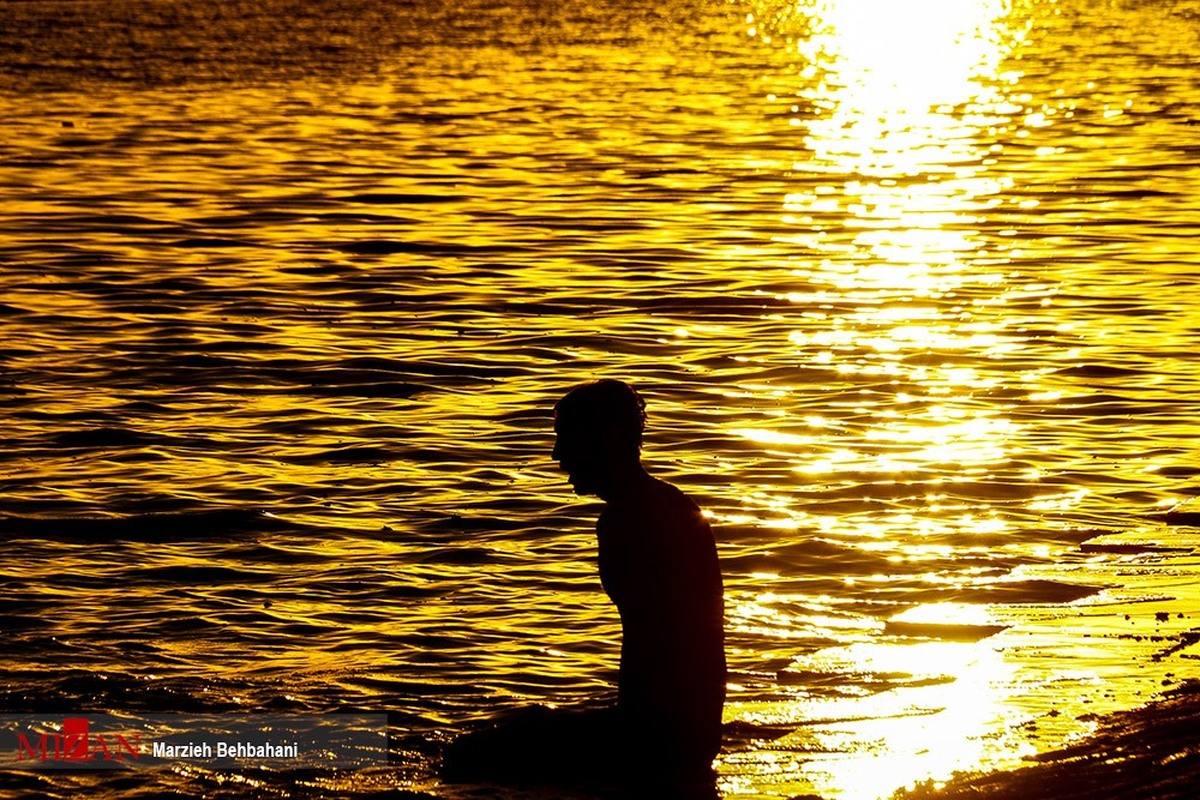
[553,379,726,785]
[443,379,725,793]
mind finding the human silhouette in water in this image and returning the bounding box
[443,379,725,793]
[554,379,726,781]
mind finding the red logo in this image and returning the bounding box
[16,717,141,762]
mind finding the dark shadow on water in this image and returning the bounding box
[0,508,299,541]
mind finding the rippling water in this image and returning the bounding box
[2,0,1199,797]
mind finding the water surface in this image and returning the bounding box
[2,0,1199,798]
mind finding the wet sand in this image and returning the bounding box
[897,681,1200,800]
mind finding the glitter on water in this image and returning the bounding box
[1,0,1199,798]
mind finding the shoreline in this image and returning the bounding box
[895,681,1200,800]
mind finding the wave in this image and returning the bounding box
[0,509,301,541]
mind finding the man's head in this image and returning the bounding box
[552,379,646,496]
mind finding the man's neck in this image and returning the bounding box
[596,463,653,503]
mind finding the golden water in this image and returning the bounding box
[1,0,1199,798]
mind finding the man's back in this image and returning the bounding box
[597,475,726,775]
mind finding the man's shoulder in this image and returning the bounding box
[604,476,708,530]
[647,478,710,534]
[654,477,702,511]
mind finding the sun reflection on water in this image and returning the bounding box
[724,1,1038,797]
[792,636,1032,800]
